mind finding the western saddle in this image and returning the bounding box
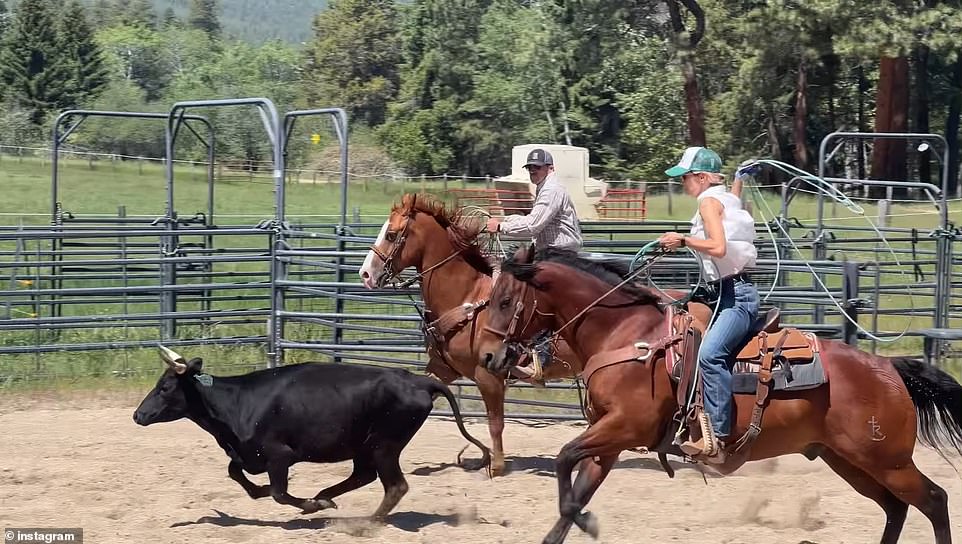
[669,303,820,459]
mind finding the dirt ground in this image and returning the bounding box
[1,391,960,544]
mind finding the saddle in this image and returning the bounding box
[671,306,819,375]
[669,304,824,457]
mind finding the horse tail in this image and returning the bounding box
[892,357,962,456]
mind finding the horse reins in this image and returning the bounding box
[392,248,466,289]
[482,250,668,346]
[544,248,669,343]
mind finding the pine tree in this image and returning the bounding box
[0,1,9,38]
[542,0,641,159]
[58,0,109,104]
[162,7,179,28]
[380,0,492,173]
[124,0,157,29]
[90,0,113,28]
[112,0,132,22]
[303,0,401,126]
[0,0,74,123]
[188,0,221,38]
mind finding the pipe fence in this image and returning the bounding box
[2,108,959,419]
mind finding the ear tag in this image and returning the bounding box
[194,373,214,387]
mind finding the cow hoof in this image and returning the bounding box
[459,457,487,472]
[248,486,271,499]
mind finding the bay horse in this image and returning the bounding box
[358,193,583,476]
[477,246,962,544]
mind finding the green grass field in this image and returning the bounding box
[1,153,959,392]
[5,151,957,225]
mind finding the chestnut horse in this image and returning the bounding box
[478,246,962,544]
[359,193,583,476]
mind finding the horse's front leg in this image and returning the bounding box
[543,453,617,544]
[544,413,633,544]
[474,365,507,475]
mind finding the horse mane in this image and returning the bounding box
[393,193,493,275]
[502,247,663,309]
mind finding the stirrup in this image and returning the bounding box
[510,361,545,387]
[704,440,728,464]
[679,413,719,456]
[528,348,545,382]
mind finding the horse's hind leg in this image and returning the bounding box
[834,444,952,544]
[820,449,908,544]
[871,462,951,544]
[543,454,617,544]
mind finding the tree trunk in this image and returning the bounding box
[827,70,836,134]
[856,65,868,180]
[793,59,809,172]
[681,56,706,146]
[767,104,786,162]
[559,98,573,146]
[767,104,788,193]
[666,0,707,146]
[915,45,931,185]
[946,57,962,198]
[870,56,910,197]
[540,95,556,142]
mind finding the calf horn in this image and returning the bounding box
[158,344,188,374]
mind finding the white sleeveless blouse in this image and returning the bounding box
[689,185,757,281]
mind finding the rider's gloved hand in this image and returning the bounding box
[735,159,761,179]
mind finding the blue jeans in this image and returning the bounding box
[699,278,759,438]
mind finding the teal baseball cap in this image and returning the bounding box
[665,147,723,177]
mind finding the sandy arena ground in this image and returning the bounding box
[1,392,960,544]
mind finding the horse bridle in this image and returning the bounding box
[369,205,467,288]
[369,208,414,287]
[483,281,542,344]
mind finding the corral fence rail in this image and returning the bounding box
[1,103,959,420]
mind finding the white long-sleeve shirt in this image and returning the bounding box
[499,173,583,251]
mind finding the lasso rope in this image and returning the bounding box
[752,159,864,213]
[630,240,707,306]
[740,159,915,343]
